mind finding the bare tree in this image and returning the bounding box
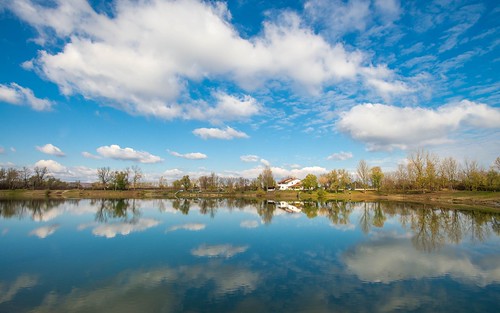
[440,157,459,190]
[395,164,409,192]
[97,167,112,190]
[20,166,32,189]
[130,165,143,190]
[258,166,275,190]
[356,160,370,191]
[32,166,48,189]
[408,149,426,192]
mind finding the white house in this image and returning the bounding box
[277,177,302,190]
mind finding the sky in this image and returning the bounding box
[0,0,499,183]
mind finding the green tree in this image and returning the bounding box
[338,169,351,192]
[180,175,191,191]
[112,171,129,190]
[328,170,340,192]
[302,174,318,191]
[370,166,384,191]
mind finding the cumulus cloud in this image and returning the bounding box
[169,151,207,160]
[240,155,260,162]
[0,82,53,111]
[193,126,249,140]
[4,0,404,119]
[337,100,500,151]
[327,151,353,161]
[31,161,96,182]
[191,244,249,258]
[92,218,161,238]
[167,223,206,232]
[29,224,59,238]
[36,143,65,156]
[34,159,67,173]
[162,169,184,178]
[96,144,163,163]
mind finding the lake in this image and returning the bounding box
[0,199,499,312]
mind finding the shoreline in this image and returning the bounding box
[0,189,498,212]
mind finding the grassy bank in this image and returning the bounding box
[0,189,498,210]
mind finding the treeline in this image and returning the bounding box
[0,166,79,190]
[379,151,500,192]
[1,150,499,193]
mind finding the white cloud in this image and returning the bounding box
[365,78,412,97]
[305,0,371,37]
[260,159,271,166]
[163,169,184,177]
[193,126,249,140]
[96,144,163,163]
[185,93,261,123]
[191,244,249,258]
[169,151,207,160]
[36,143,65,156]
[0,82,53,111]
[34,159,67,173]
[374,0,401,21]
[92,218,161,238]
[0,147,4,154]
[5,0,403,119]
[82,151,102,159]
[167,223,206,232]
[29,225,59,239]
[327,151,353,161]
[337,100,500,151]
[240,155,260,162]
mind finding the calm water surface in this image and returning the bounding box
[0,199,499,312]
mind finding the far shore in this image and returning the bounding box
[0,189,499,212]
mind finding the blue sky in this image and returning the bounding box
[0,0,499,183]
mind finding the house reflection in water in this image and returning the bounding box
[268,200,302,213]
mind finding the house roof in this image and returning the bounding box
[278,177,298,184]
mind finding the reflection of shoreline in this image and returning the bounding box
[1,199,498,247]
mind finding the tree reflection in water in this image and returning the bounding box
[92,199,140,223]
[0,199,498,251]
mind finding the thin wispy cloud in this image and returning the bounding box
[169,151,207,160]
[193,127,249,140]
[0,82,53,111]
